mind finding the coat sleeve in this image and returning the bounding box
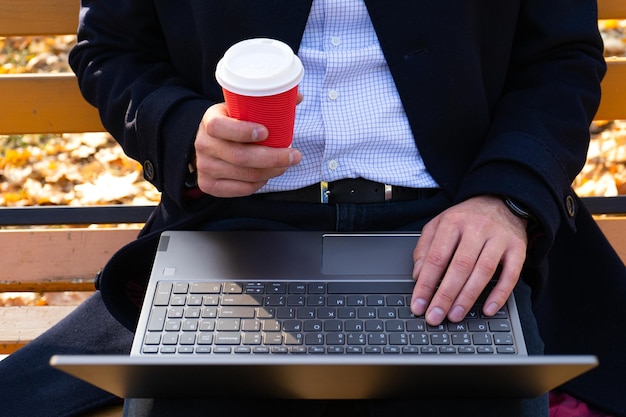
[69,0,215,209]
[454,0,606,263]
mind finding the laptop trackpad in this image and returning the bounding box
[322,234,418,276]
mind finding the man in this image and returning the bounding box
[1,1,624,416]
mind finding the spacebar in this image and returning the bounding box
[327,281,415,294]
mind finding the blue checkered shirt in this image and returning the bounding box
[259,0,439,192]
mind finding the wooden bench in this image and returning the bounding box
[0,1,625,415]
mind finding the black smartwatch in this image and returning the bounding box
[502,197,532,219]
[502,197,538,234]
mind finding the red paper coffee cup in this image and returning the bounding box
[215,38,304,148]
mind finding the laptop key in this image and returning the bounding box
[388,333,408,345]
[220,294,262,306]
[242,333,261,345]
[468,320,488,332]
[213,347,232,353]
[223,282,243,293]
[266,283,287,294]
[144,333,161,345]
[219,307,255,318]
[451,333,471,345]
[217,318,240,331]
[406,319,426,332]
[153,282,172,306]
[288,283,307,294]
[368,333,387,345]
[147,307,167,331]
[284,333,303,345]
[385,320,405,332]
[214,333,241,345]
[173,282,189,294]
[347,295,366,306]
[472,333,492,345]
[387,295,405,306]
[307,283,326,294]
[337,307,356,318]
[190,282,221,294]
[459,346,476,354]
[291,346,307,354]
[287,295,305,306]
[142,346,159,354]
[327,295,345,306]
[494,334,514,345]
[410,333,429,345]
[497,346,517,354]
[264,333,283,345]
[488,319,511,332]
[253,346,270,354]
[326,333,345,345]
[347,333,366,345]
[265,295,286,306]
[430,334,450,345]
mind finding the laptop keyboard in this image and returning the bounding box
[140,281,517,355]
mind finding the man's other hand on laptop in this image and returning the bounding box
[410,195,528,326]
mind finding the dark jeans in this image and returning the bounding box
[0,193,548,417]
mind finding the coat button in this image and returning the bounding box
[143,160,155,181]
[565,195,576,218]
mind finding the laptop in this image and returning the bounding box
[51,230,597,399]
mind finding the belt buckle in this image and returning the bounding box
[319,180,393,203]
[320,181,329,203]
[384,184,392,201]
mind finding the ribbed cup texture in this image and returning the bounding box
[223,86,299,148]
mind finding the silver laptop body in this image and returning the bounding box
[51,231,597,399]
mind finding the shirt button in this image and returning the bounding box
[330,36,341,47]
[327,160,339,170]
[328,89,339,100]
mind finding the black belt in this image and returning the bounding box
[254,178,440,204]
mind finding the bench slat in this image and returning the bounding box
[0,228,140,288]
[0,74,104,134]
[598,0,626,20]
[595,217,626,264]
[0,0,79,37]
[0,305,76,353]
[596,58,626,121]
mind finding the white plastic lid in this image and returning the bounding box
[215,38,304,96]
